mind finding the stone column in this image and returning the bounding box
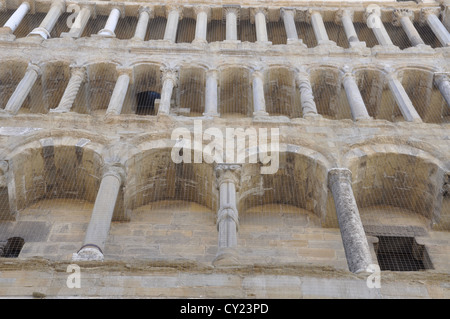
[213,164,241,265]
[308,10,331,44]
[342,69,371,120]
[1,2,30,34]
[434,73,450,108]
[0,160,13,221]
[204,69,219,116]
[193,6,210,44]
[328,168,372,274]
[72,163,125,261]
[28,0,65,39]
[420,8,450,47]
[105,69,132,116]
[4,63,40,114]
[98,7,121,37]
[224,5,239,41]
[132,7,153,41]
[157,67,178,115]
[163,5,182,43]
[252,69,268,117]
[251,8,270,44]
[50,66,85,113]
[61,5,92,38]
[386,70,422,122]
[393,9,425,47]
[281,8,302,45]
[336,9,366,48]
[295,71,319,117]
[365,8,394,46]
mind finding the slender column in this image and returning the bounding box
[295,71,319,117]
[251,8,269,43]
[336,9,366,48]
[4,63,40,114]
[386,70,422,122]
[365,8,394,46]
[224,6,239,41]
[50,67,85,113]
[342,69,371,120]
[193,6,210,44]
[204,69,219,116]
[72,164,125,261]
[105,69,131,115]
[28,0,65,39]
[157,67,178,115]
[163,5,182,42]
[393,9,425,47]
[98,7,121,37]
[308,10,330,44]
[281,8,302,45]
[2,2,30,33]
[132,7,153,41]
[252,69,268,117]
[434,73,450,108]
[328,168,373,274]
[420,8,450,47]
[61,6,92,38]
[213,164,241,265]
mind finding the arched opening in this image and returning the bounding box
[176,18,196,43]
[267,19,287,45]
[131,64,162,116]
[265,67,298,118]
[176,66,205,116]
[0,61,28,110]
[207,19,225,42]
[295,21,317,48]
[146,16,167,40]
[42,62,71,112]
[354,68,388,120]
[219,67,252,117]
[85,63,119,115]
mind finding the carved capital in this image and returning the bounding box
[434,72,450,85]
[138,6,154,19]
[328,168,352,189]
[194,5,211,19]
[223,5,240,20]
[335,9,353,25]
[102,163,126,184]
[161,67,179,86]
[280,7,296,19]
[392,9,414,27]
[420,8,440,24]
[206,68,219,80]
[27,63,41,76]
[250,7,268,24]
[305,9,323,24]
[165,4,183,19]
[215,164,241,188]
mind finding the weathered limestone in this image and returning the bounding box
[203,69,219,116]
[386,70,422,122]
[308,10,332,45]
[251,69,268,117]
[157,67,178,115]
[213,164,241,265]
[365,7,394,46]
[434,73,450,108]
[392,9,425,47]
[50,67,85,113]
[251,8,270,44]
[295,71,319,117]
[105,69,132,116]
[4,63,40,114]
[281,8,303,45]
[132,7,153,41]
[328,168,372,274]
[0,160,13,221]
[193,6,210,44]
[28,0,65,39]
[224,5,239,41]
[98,7,121,37]
[336,10,366,48]
[61,5,93,38]
[163,5,182,43]
[1,1,30,34]
[341,69,371,121]
[420,8,450,47]
[72,163,125,261]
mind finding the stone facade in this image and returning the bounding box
[0,0,449,299]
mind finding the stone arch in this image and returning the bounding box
[40,60,71,112]
[129,62,163,115]
[218,65,252,117]
[264,65,298,118]
[0,59,28,110]
[344,143,448,231]
[176,63,208,116]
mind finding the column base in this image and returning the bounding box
[303,113,322,119]
[349,41,366,49]
[95,30,116,38]
[192,38,208,45]
[287,38,306,46]
[28,27,50,40]
[255,41,272,46]
[203,112,220,118]
[212,248,240,267]
[72,245,104,261]
[49,108,71,114]
[252,111,270,121]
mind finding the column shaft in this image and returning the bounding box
[435,75,450,108]
[328,168,372,274]
[341,10,359,44]
[254,10,268,43]
[133,8,151,40]
[204,70,219,116]
[252,71,267,116]
[62,7,91,38]
[342,73,371,120]
[310,11,329,43]
[387,73,422,122]
[98,8,120,37]
[28,1,65,39]
[163,8,180,42]
[400,16,424,46]
[4,65,39,114]
[158,70,177,115]
[194,9,208,43]
[3,2,30,33]
[225,8,238,41]
[51,67,85,113]
[424,12,450,46]
[217,181,238,249]
[296,72,319,117]
[366,12,394,46]
[281,9,298,42]
[106,73,130,115]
